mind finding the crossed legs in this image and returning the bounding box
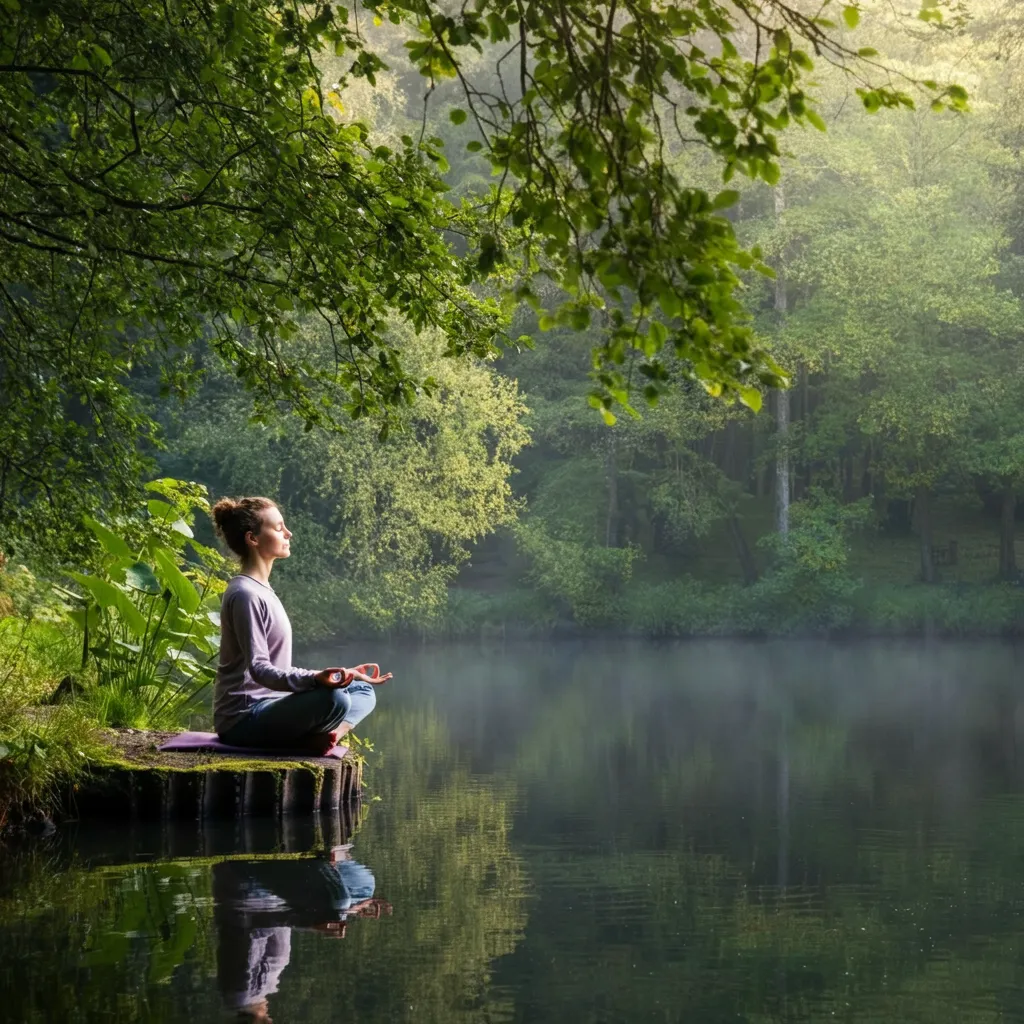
[219,684,377,752]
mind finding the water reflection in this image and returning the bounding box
[214,850,391,1020]
[6,641,1024,1021]
[0,700,525,1023]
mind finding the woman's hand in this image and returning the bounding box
[315,668,353,687]
[349,668,392,684]
[315,667,393,686]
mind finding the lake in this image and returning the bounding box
[4,639,1024,1022]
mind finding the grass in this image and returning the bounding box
[0,615,104,830]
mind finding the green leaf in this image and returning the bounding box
[83,515,134,560]
[147,499,176,523]
[805,109,827,132]
[152,548,200,614]
[711,189,740,210]
[68,572,147,637]
[170,518,194,539]
[449,108,467,125]
[739,386,763,413]
[124,562,162,594]
[166,648,200,670]
[68,604,100,632]
[842,6,860,29]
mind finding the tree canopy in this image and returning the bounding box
[0,0,959,543]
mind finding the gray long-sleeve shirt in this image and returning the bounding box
[213,574,318,734]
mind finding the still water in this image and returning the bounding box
[5,639,1024,1022]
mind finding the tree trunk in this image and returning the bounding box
[798,363,811,501]
[754,428,766,497]
[777,721,789,890]
[774,397,790,537]
[728,514,760,584]
[843,456,855,502]
[917,484,935,583]
[724,420,738,480]
[774,186,789,536]
[604,440,618,548]
[1000,488,1017,580]
[861,445,873,500]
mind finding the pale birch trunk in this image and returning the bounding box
[774,186,790,537]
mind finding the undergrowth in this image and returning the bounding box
[0,612,102,831]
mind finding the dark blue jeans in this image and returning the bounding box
[219,683,376,748]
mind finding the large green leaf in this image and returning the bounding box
[68,604,101,632]
[165,648,200,672]
[68,572,147,637]
[83,516,134,560]
[152,548,200,614]
[124,561,162,595]
[170,518,194,539]
[147,499,176,523]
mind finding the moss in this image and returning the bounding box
[89,851,324,874]
[93,729,363,774]
[92,751,321,776]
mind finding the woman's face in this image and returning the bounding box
[247,505,292,560]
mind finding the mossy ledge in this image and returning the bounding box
[65,730,364,824]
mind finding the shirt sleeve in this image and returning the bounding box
[227,590,318,693]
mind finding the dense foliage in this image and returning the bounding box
[1,0,960,551]
[0,0,1021,704]
[165,323,528,633]
[56,479,228,728]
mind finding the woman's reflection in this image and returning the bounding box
[214,845,392,1020]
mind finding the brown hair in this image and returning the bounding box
[211,496,277,558]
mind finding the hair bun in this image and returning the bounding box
[211,497,239,529]
[210,496,276,558]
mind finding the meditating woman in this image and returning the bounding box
[211,496,390,755]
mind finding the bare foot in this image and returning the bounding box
[301,731,340,756]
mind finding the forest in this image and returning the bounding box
[1,0,1023,811]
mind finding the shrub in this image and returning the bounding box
[751,492,873,633]
[621,578,735,637]
[56,479,228,729]
[515,520,639,627]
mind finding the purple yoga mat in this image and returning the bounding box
[158,731,349,760]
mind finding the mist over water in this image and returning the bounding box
[5,639,1024,1022]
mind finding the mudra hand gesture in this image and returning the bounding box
[315,664,392,687]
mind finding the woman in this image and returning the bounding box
[211,496,390,755]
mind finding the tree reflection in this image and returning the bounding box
[0,704,527,1023]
